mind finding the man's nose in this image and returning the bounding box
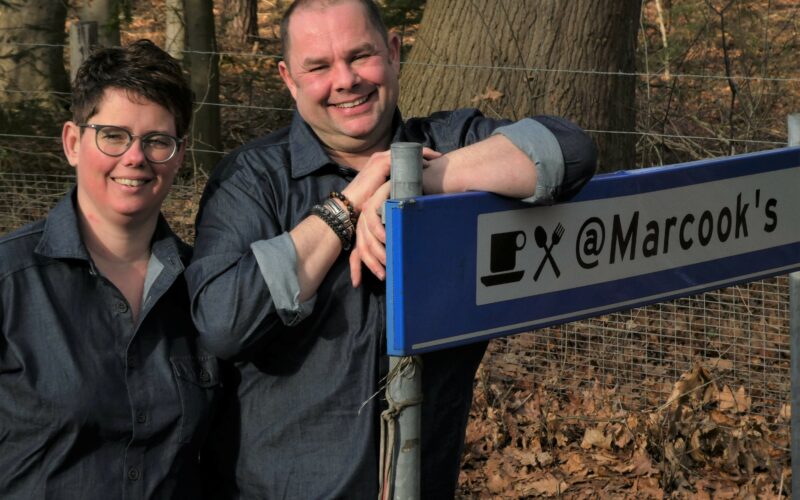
[332,61,360,91]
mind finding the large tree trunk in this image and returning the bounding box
[77,0,121,48]
[185,0,221,173]
[0,0,69,108]
[399,0,641,171]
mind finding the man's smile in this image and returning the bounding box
[331,91,374,109]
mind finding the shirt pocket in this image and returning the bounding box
[170,355,220,445]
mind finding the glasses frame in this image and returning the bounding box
[78,123,184,164]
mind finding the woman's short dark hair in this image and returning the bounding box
[71,39,193,138]
[280,0,389,64]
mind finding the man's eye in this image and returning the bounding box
[309,66,327,72]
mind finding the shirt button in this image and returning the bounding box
[115,301,129,313]
[199,369,211,383]
[127,467,140,481]
[136,412,147,424]
[127,355,137,368]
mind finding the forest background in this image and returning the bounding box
[1,0,799,497]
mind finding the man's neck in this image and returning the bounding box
[326,138,392,171]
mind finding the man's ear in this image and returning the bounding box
[278,61,298,99]
[388,32,401,72]
[62,121,81,168]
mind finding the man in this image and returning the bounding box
[188,0,596,497]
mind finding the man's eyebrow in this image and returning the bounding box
[300,42,379,68]
[301,56,330,68]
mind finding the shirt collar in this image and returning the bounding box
[34,187,188,273]
[288,109,406,178]
[35,188,90,261]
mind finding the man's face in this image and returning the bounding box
[278,0,401,158]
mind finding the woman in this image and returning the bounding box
[0,40,219,499]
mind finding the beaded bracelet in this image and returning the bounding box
[329,191,357,223]
[311,200,354,251]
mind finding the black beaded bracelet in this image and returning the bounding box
[311,203,353,251]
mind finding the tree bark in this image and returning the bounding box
[77,0,121,48]
[0,0,69,107]
[185,0,221,173]
[399,0,641,171]
[165,0,185,61]
[229,0,259,48]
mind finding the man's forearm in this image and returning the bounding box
[422,134,537,198]
[290,214,345,302]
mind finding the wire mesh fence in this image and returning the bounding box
[483,278,790,421]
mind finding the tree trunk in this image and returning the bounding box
[230,0,259,48]
[399,0,641,171]
[77,0,121,48]
[165,0,185,61]
[0,0,69,107]
[185,0,221,173]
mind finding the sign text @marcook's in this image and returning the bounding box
[476,168,798,306]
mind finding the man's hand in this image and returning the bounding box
[349,147,442,287]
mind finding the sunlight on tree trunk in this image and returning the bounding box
[399,0,642,171]
[78,0,122,48]
[165,0,185,61]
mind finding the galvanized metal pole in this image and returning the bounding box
[788,114,800,498]
[385,142,423,500]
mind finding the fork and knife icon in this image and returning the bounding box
[533,223,564,281]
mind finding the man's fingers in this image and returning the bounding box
[349,248,362,288]
[354,215,386,280]
[422,146,443,159]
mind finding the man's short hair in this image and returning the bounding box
[71,39,193,138]
[280,0,389,63]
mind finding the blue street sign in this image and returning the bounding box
[385,146,800,355]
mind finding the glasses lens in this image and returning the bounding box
[96,126,132,156]
[142,134,178,163]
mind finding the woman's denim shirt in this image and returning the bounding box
[0,189,220,499]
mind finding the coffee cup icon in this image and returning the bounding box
[481,231,526,286]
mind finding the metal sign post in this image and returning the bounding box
[381,143,423,500]
[787,113,799,499]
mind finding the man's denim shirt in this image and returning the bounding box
[0,190,220,499]
[188,108,597,499]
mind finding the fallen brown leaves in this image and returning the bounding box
[458,364,790,498]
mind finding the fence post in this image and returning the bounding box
[69,21,98,83]
[788,113,800,499]
[383,142,423,500]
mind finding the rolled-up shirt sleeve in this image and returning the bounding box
[251,233,316,327]
[491,116,597,204]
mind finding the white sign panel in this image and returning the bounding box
[476,168,799,305]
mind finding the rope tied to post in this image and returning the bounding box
[378,355,423,500]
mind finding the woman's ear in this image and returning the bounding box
[62,121,81,168]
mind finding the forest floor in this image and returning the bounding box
[457,339,790,498]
